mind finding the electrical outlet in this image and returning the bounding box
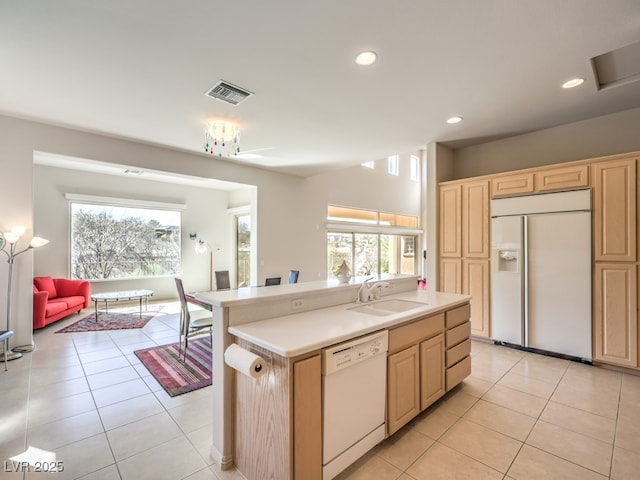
[292,299,304,310]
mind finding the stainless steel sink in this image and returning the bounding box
[348,299,428,316]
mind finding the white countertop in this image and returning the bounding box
[228,290,471,357]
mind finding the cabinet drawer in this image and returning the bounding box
[446,339,471,368]
[445,303,470,329]
[389,314,444,352]
[535,164,589,192]
[491,173,534,198]
[446,321,471,348]
[446,355,471,391]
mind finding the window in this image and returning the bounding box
[410,155,420,181]
[70,201,181,280]
[361,161,374,169]
[387,155,399,176]
[236,214,251,288]
[327,205,420,278]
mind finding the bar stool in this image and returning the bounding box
[0,330,15,371]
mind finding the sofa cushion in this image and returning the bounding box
[44,301,68,317]
[52,296,86,310]
[34,276,57,299]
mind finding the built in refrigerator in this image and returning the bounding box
[490,189,592,362]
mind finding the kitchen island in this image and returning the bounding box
[194,275,471,480]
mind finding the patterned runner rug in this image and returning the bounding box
[134,336,212,397]
[55,306,163,333]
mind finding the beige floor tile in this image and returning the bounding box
[28,376,89,401]
[410,404,460,440]
[27,410,104,450]
[456,376,493,398]
[107,411,183,460]
[469,363,509,383]
[24,433,115,480]
[433,389,478,416]
[440,418,522,473]
[508,445,607,480]
[540,401,616,443]
[376,428,434,471]
[91,377,151,407]
[184,467,220,480]
[75,464,121,480]
[117,436,209,480]
[551,379,620,419]
[615,412,640,454]
[168,395,214,433]
[526,420,613,476]
[78,347,123,364]
[98,392,165,430]
[482,384,548,418]
[497,371,557,399]
[186,424,215,465]
[81,355,131,376]
[406,442,503,480]
[611,445,640,480]
[27,391,96,428]
[333,449,402,480]
[464,399,535,441]
[86,365,140,390]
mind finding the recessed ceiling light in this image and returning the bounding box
[355,51,377,66]
[562,78,585,89]
[446,115,463,124]
[124,169,144,175]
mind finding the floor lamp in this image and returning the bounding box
[190,234,214,291]
[0,227,49,361]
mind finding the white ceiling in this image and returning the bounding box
[2,1,640,177]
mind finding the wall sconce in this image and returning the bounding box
[1,226,49,360]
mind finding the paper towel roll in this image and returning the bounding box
[224,344,267,379]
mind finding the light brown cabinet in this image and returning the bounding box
[420,334,445,410]
[463,259,490,337]
[439,180,490,338]
[535,164,589,192]
[387,345,420,435]
[462,180,490,258]
[593,263,638,368]
[439,184,462,257]
[491,172,534,198]
[592,158,637,262]
[387,305,470,435]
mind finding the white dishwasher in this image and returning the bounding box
[322,330,389,480]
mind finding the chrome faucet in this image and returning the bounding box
[357,277,391,303]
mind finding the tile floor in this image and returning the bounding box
[1,303,639,479]
[336,340,640,480]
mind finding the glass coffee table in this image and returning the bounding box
[90,289,154,320]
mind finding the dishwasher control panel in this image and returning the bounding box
[322,330,389,375]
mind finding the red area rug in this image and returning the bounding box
[55,306,163,333]
[134,336,212,397]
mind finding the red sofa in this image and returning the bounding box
[33,277,90,329]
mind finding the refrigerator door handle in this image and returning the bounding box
[523,215,529,348]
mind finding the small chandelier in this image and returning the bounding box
[204,121,240,157]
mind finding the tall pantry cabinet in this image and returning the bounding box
[439,180,490,338]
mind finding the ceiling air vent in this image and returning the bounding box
[205,80,253,105]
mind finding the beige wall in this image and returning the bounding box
[451,107,640,180]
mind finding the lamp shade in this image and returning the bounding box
[3,231,20,244]
[30,237,49,248]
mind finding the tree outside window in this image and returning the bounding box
[70,203,181,280]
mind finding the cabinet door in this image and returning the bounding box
[420,334,445,410]
[439,184,462,257]
[293,355,322,480]
[462,180,489,258]
[594,263,638,368]
[387,345,420,435]
[592,158,637,262]
[491,172,534,198]
[463,258,490,338]
[440,258,462,294]
[535,164,589,193]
